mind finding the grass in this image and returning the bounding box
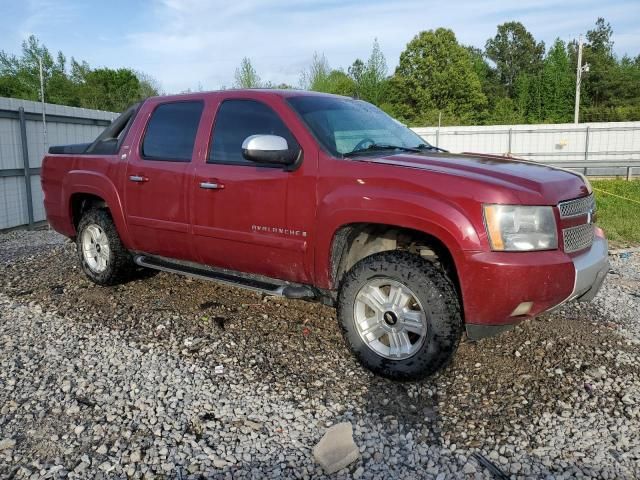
[591,179,640,246]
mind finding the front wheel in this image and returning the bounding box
[76,208,133,285]
[337,251,463,380]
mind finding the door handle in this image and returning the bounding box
[200,182,224,190]
[129,175,149,183]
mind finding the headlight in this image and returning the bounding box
[483,205,558,251]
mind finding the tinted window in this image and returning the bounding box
[142,101,203,161]
[209,100,298,165]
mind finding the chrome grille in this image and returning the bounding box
[563,223,595,253]
[558,194,595,218]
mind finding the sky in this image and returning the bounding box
[1,0,639,93]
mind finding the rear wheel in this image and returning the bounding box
[76,208,133,285]
[337,250,462,380]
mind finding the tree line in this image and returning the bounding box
[2,18,639,125]
[0,36,160,112]
[235,18,640,125]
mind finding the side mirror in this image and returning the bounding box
[242,135,298,166]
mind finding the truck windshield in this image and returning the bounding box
[287,96,434,157]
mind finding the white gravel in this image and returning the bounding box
[0,229,638,479]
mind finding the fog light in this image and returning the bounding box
[510,301,533,317]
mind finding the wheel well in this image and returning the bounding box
[70,193,108,232]
[330,223,460,295]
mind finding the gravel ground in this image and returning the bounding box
[0,228,638,479]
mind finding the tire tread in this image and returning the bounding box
[337,250,463,380]
[76,208,133,285]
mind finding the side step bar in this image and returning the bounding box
[133,255,317,300]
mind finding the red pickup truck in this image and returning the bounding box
[41,90,609,379]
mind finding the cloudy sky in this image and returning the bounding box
[2,0,639,93]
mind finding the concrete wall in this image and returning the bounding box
[0,97,116,229]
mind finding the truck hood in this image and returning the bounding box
[360,152,590,204]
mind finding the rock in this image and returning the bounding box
[586,366,607,379]
[462,462,476,474]
[312,422,360,474]
[1,229,639,479]
[0,439,16,450]
[66,405,80,415]
[244,420,262,430]
[353,466,365,479]
[213,458,228,469]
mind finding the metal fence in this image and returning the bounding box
[1,96,639,231]
[412,121,640,179]
[0,97,116,230]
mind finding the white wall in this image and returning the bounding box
[412,121,640,174]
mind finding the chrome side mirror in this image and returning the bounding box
[241,134,297,165]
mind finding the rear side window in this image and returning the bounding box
[142,101,204,162]
[209,99,298,165]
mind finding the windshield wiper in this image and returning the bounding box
[416,143,448,153]
[344,143,421,157]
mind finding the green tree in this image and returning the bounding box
[389,28,486,125]
[464,45,507,124]
[485,22,545,94]
[515,72,544,123]
[77,68,142,111]
[541,39,574,122]
[301,53,356,96]
[136,70,162,98]
[263,81,294,89]
[0,35,60,102]
[300,52,331,90]
[485,97,523,125]
[0,35,159,111]
[582,17,616,109]
[348,59,365,85]
[349,39,389,105]
[568,17,640,121]
[233,57,261,88]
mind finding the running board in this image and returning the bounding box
[133,255,317,300]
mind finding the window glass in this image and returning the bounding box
[209,100,298,165]
[142,101,203,161]
[287,96,429,156]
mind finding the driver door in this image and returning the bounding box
[191,98,309,283]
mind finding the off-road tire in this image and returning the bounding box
[337,250,463,380]
[76,208,133,285]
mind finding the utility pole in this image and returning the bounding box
[574,35,589,124]
[38,56,48,147]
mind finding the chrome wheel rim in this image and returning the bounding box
[353,278,428,360]
[81,224,110,273]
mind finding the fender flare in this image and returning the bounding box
[314,193,482,289]
[62,170,133,248]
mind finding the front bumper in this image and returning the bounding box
[570,234,609,302]
[463,229,609,340]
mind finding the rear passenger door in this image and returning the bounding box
[124,100,204,260]
[191,98,309,282]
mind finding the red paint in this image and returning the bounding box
[41,90,599,328]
